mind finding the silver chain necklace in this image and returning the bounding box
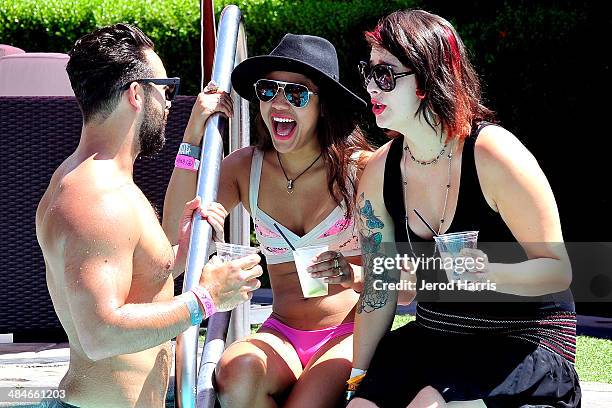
[277,151,322,194]
[401,139,454,255]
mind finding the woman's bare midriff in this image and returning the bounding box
[266,261,359,330]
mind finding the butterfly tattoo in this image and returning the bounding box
[362,231,382,254]
[359,200,384,229]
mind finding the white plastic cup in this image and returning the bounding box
[215,242,260,262]
[433,231,479,280]
[293,245,329,298]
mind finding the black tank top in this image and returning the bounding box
[383,123,575,317]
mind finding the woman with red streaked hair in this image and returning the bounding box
[346,9,580,408]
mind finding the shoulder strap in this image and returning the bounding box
[383,137,407,240]
[249,149,264,218]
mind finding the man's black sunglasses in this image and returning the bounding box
[122,77,180,102]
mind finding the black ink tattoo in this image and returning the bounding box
[357,192,398,313]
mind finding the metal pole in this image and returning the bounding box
[175,5,248,408]
[226,20,251,345]
[175,113,225,408]
[196,7,249,408]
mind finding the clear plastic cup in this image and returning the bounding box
[215,242,260,262]
[433,231,479,255]
[293,245,329,298]
[433,231,479,280]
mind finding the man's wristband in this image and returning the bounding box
[191,285,217,319]
[181,292,204,326]
[178,142,201,159]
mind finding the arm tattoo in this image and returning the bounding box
[356,193,398,313]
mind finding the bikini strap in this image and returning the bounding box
[249,148,264,219]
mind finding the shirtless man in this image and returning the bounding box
[35,24,262,408]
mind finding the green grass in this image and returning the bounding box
[201,314,611,384]
[575,336,612,383]
[392,314,415,330]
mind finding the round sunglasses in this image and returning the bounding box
[358,61,413,92]
[254,79,318,108]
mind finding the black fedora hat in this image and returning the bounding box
[231,33,366,109]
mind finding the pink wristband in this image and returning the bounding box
[191,286,217,319]
[175,154,200,171]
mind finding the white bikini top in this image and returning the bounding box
[249,149,361,264]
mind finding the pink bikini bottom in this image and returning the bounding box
[261,316,354,368]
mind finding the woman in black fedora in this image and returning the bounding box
[165,33,373,407]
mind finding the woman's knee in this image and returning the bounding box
[409,386,487,407]
[408,386,446,407]
[346,397,380,408]
[215,351,267,394]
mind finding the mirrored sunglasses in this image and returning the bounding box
[253,79,318,108]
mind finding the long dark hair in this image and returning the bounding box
[366,9,494,140]
[254,88,372,217]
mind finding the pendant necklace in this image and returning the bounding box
[277,151,322,194]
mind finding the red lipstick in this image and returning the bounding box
[371,99,387,116]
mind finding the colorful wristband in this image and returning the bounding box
[181,292,203,326]
[191,285,217,319]
[175,154,200,171]
[178,142,201,159]
[345,372,366,403]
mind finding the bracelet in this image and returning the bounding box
[175,154,200,171]
[178,142,201,159]
[181,292,204,326]
[345,372,366,403]
[191,285,217,319]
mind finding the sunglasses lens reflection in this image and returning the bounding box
[284,84,309,108]
[373,66,394,91]
[255,80,278,102]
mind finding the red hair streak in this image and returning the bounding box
[444,26,461,71]
[365,25,382,45]
[443,25,471,140]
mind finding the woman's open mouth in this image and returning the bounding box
[272,115,297,140]
[371,99,387,116]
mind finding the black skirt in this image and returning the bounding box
[353,321,581,407]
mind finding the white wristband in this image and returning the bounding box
[350,368,366,379]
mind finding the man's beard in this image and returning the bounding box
[138,93,167,158]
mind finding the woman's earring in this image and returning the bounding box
[416,89,426,100]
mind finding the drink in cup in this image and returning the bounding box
[433,231,479,281]
[215,242,260,262]
[293,245,329,298]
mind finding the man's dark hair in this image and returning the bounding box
[66,23,155,123]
